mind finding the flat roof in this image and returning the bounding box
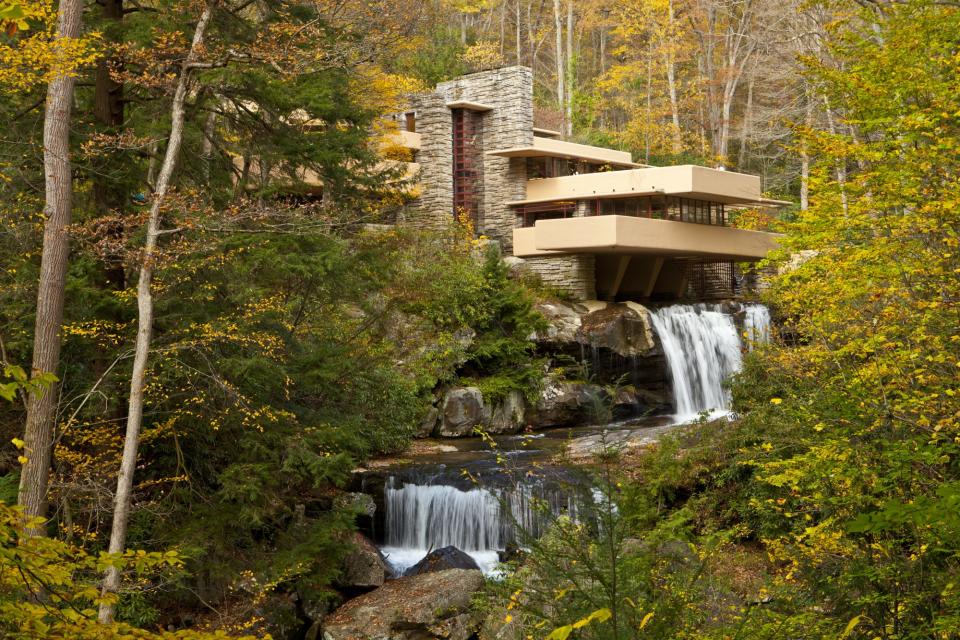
[488,136,643,167]
[532,127,562,138]
[445,100,494,111]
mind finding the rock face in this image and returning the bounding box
[418,405,439,438]
[564,421,683,461]
[489,390,525,434]
[337,533,387,592]
[323,569,485,640]
[528,379,606,428]
[404,546,481,576]
[534,300,657,358]
[438,387,490,437]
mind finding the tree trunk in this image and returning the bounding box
[515,0,521,65]
[552,0,564,133]
[822,95,848,217]
[664,0,682,155]
[737,75,754,169]
[98,3,213,623]
[18,0,84,535]
[800,94,812,211]
[565,0,573,136]
[201,108,216,184]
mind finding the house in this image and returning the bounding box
[389,66,785,301]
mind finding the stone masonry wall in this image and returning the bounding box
[524,254,596,300]
[403,91,452,230]
[432,66,533,249]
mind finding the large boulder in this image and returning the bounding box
[438,387,490,437]
[578,302,657,357]
[527,379,606,428]
[337,533,387,592]
[404,546,481,576]
[488,390,526,434]
[323,569,485,640]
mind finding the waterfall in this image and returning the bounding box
[381,477,582,576]
[743,304,771,349]
[649,304,744,422]
[385,482,501,551]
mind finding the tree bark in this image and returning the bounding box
[565,0,573,136]
[18,0,84,535]
[800,93,812,211]
[98,3,213,623]
[552,0,564,133]
[664,0,683,155]
[737,74,754,169]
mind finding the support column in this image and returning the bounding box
[606,255,632,300]
[642,257,664,298]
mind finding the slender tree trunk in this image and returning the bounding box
[800,94,812,211]
[552,0,564,133]
[822,95,848,217]
[645,42,653,164]
[737,75,754,169]
[18,0,84,535]
[201,108,216,184]
[564,0,573,136]
[664,0,682,155]
[515,0,521,64]
[98,3,213,623]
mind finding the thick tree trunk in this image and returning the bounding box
[98,3,213,623]
[18,0,84,534]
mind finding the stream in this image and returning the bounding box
[357,302,771,576]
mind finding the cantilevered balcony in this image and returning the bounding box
[516,165,774,206]
[513,215,779,261]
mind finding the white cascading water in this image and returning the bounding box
[380,478,580,576]
[743,303,771,349]
[649,303,745,423]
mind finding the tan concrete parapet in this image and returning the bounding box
[519,165,764,205]
[513,215,780,261]
[395,130,422,150]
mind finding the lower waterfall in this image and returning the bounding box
[380,476,582,576]
[650,303,762,422]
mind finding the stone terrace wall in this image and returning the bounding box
[524,254,597,300]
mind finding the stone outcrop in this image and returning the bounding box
[337,533,387,592]
[323,569,485,640]
[579,302,657,357]
[418,405,439,438]
[528,378,606,428]
[489,390,525,434]
[438,387,490,437]
[564,421,682,461]
[535,300,658,358]
[404,546,481,576]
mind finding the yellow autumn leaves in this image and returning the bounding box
[0,0,101,93]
